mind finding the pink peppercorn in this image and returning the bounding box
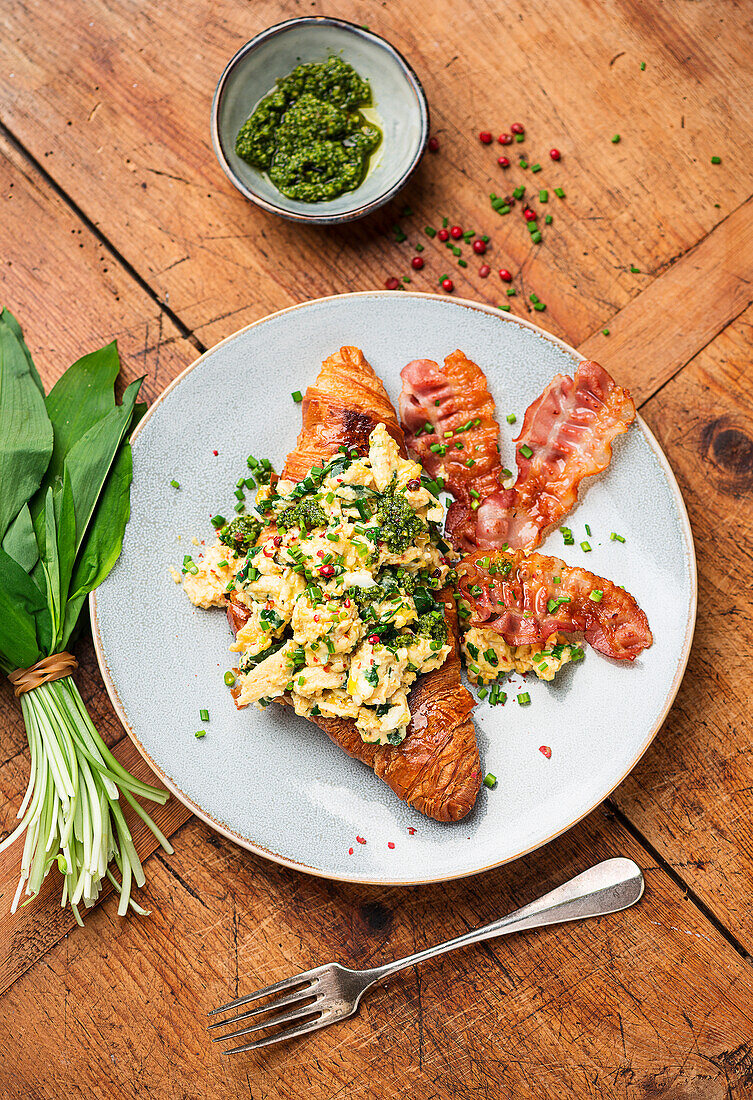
[411,256,424,270]
[387,842,395,849]
[450,225,463,239]
[441,277,454,292]
[428,136,440,152]
[498,268,512,282]
[498,156,510,168]
[549,148,561,160]
[384,276,399,290]
[479,263,491,277]
[498,133,512,145]
[472,239,487,254]
[479,131,493,144]
[523,207,537,222]
[511,122,525,135]
[438,228,450,242]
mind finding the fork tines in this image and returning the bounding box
[208,966,329,1054]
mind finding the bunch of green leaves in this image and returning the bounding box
[0,307,145,669]
[0,308,171,922]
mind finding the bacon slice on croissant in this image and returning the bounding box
[457,548,652,661]
[240,345,481,822]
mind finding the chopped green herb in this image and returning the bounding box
[513,185,526,199]
[611,134,621,144]
[531,231,542,243]
[517,692,531,706]
[210,514,226,528]
[711,155,721,164]
[585,523,591,537]
[199,708,209,721]
[506,287,516,296]
[554,187,565,198]
[630,264,641,273]
[640,61,646,70]
[506,413,517,424]
[291,389,303,402]
[195,730,206,739]
[531,163,542,173]
[602,328,610,336]
[589,589,604,603]
[580,541,592,552]
[539,189,548,202]
[545,214,553,225]
[519,443,533,459]
[610,532,626,543]
[547,596,572,613]
[424,226,437,238]
[483,772,498,789]
[169,478,180,489]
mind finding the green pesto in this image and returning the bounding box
[218,515,262,553]
[376,484,423,552]
[234,57,382,203]
[276,500,327,532]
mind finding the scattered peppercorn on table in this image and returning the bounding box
[1,0,752,1096]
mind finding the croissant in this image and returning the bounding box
[235,346,482,822]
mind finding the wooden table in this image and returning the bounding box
[1,1,752,1096]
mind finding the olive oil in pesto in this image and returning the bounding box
[234,57,382,203]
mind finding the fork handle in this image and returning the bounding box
[366,858,644,986]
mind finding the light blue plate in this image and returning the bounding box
[91,293,696,885]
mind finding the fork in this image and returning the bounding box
[208,856,643,1054]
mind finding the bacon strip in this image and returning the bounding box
[457,548,652,661]
[472,361,636,551]
[399,350,504,501]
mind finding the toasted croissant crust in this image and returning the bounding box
[234,346,481,822]
[283,346,406,480]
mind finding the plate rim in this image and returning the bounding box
[90,290,698,885]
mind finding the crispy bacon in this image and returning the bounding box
[472,361,636,551]
[457,548,652,661]
[400,350,504,501]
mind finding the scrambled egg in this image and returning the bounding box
[462,627,580,684]
[181,425,452,745]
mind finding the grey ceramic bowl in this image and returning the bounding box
[211,17,430,225]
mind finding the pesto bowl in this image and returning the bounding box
[211,17,430,225]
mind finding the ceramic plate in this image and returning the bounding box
[91,293,696,884]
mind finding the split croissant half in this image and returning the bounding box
[262,346,482,821]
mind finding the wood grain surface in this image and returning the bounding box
[1,0,752,1097]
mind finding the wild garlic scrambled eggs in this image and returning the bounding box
[182,425,452,745]
[461,628,582,685]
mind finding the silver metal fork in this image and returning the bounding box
[208,856,643,1054]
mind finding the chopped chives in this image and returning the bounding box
[539,189,548,202]
[458,259,468,268]
[425,226,437,237]
[531,231,542,244]
[545,214,553,225]
[415,243,424,252]
[247,455,258,468]
[234,488,245,500]
[519,443,533,459]
[217,559,228,568]
[589,589,604,602]
[195,730,206,739]
[602,328,610,336]
[640,61,646,70]
[501,467,512,479]
[236,477,245,488]
[223,671,236,687]
[630,264,641,273]
[483,773,497,789]
[244,476,256,490]
[585,523,591,536]
[611,134,621,143]
[291,390,303,402]
[519,158,529,169]
[465,458,475,467]
[463,230,474,241]
[515,133,525,142]
[442,217,449,227]
[499,304,511,311]
[506,413,516,424]
[470,488,480,499]
[513,185,526,199]
[531,163,542,173]
[610,532,626,543]
[711,155,721,164]
[506,287,516,296]
[530,293,539,303]
[169,479,180,489]
[481,234,490,243]
[234,502,245,513]
[402,275,411,283]
[477,687,488,700]
[452,246,461,256]
[199,708,209,721]
[554,187,565,198]
[424,421,434,432]
[517,692,531,706]
[580,541,592,552]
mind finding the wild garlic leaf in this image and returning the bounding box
[1,504,39,573]
[0,309,53,541]
[61,443,133,649]
[0,546,46,669]
[57,376,142,563]
[51,469,77,651]
[43,342,121,488]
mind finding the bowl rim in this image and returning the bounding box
[210,16,430,226]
